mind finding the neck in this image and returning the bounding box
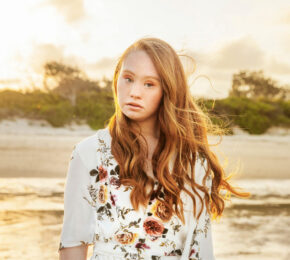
[131,118,160,140]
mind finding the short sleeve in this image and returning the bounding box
[58,144,96,252]
[189,158,215,260]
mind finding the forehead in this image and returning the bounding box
[120,50,159,77]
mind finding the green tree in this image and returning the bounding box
[229,70,290,101]
[42,61,101,106]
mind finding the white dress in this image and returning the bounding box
[58,127,215,260]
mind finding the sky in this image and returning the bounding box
[0,0,289,99]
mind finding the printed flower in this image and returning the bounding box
[110,193,117,206]
[165,252,176,256]
[189,248,196,257]
[110,176,121,188]
[151,200,171,222]
[149,236,159,241]
[98,165,108,181]
[98,184,108,204]
[143,217,164,237]
[165,249,182,256]
[135,242,150,249]
[115,231,138,244]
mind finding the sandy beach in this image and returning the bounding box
[0,118,290,259]
[0,118,289,179]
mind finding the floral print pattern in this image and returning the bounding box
[115,231,138,244]
[151,200,171,222]
[59,128,215,259]
[143,216,165,237]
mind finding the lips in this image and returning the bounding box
[127,102,142,108]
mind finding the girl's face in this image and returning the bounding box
[117,50,163,125]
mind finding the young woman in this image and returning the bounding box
[58,37,249,260]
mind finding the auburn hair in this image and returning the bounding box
[106,37,250,225]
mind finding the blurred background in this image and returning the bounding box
[0,0,289,259]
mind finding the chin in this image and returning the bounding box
[122,112,139,120]
[127,116,143,122]
[126,115,145,122]
[123,111,141,119]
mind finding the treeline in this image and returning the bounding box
[200,97,290,134]
[203,70,290,134]
[0,62,289,135]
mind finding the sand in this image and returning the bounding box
[0,118,289,179]
[1,118,290,259]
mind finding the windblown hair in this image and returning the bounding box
[106,37,250,224]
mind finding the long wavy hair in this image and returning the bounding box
[106,37,250,225]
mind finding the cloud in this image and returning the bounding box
[209,36,265,70]
[278,10,290,24]
[281,34,290,52]
[88,57,117,71]
[181,37,267,73]
[85,57,117,79]
[266,57,290,75]
[23,44,116,81]
[208,36,290,77]
[27,43,83,74]
[46,0,85,23]
[183,36,290,98]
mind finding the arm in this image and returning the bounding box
[59,244,88,260]
[58,144,96,260]
[189,158,215,260]
[189,201,215,260]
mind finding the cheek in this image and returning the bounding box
[116,85,129,108]
[146,92,162,111]
[153,90,163,106]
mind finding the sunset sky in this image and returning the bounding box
[0,0,289,99]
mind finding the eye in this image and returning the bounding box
[124,77,132,83]
[145,82,154,87]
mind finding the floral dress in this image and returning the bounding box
[58,127,215,260]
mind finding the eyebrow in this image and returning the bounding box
[122,69,160,82]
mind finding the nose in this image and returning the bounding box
[129,81,142,98]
